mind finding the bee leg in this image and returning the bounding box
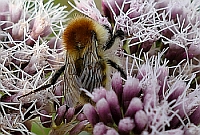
[18,65,66,99]
[107,59,127,79]
[50,64,66,85]
[103,29,124,50]
[103,25,112,35]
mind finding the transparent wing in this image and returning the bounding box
[64,52,81,107]
[79,33,104,92]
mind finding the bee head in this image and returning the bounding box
[62,15,110,59]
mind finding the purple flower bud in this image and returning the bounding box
[102,0,131,22]
[134,110,148,133]
[143,93,155,109]
[0,0,8,29]
[11,22,24,40]
[188,44,200,56]
[143,80,160,108]
[47,37,62,52]
[161,27,174,39]
[128,1,141,19]
[165,47,185,62]
[12,52,31,66]
[54,84,63,104]
[93,122,107,135]
[157,66,169,85]
[123,77,141,109]
[92,87,107,103]
[189,105,200,125]
[106,90,122,124]
[136,65,147,80]
[105,128,119,135]
[69,120,88,135]
[168,80,186,102]
[129,43,138,54]
[64,107,75,123]
[170,98,193,128]
[101,0,119,22]
[154,0,169,9]
[23,55,37,75]
[96,98,113,124]
[54,105,66,126]
[36,100,43,109]
[0,0,8,14]
[27,17,51,45]
[76,113,87,121]
[169,3,183,20]
[40,110,52,128]
[0,94,14,102]
[28,55,37,64]
[143,78,160,95]
[112,72,123,103]
[122,0,131,13]
[9,4,22,23]
[140,40,154,52]
[26,38,34,46]
[118,117,135,135]
[125,97,143,118]
[83,103,99,126]
[182,51,194,60]
[31,17,51,38]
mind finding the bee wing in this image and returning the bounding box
[79,33,103,92]
[64,52,81,107]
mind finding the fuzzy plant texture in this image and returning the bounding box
[0,0,200,135]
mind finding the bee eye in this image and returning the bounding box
[76,42,85,50]
[77,42,81,48]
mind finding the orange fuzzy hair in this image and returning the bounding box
[62,15,109,60]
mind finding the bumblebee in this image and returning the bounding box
[20,15,126,107]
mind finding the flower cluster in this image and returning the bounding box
[101,0,200,63]
[0,0,67,134]
[75,52,200,135]
[1,0,200,135]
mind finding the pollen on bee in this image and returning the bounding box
[62,16,96,56]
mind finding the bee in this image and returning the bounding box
[19,15,126,107]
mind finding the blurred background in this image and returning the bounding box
[44,0,102,12]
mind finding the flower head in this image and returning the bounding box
[1,0,200,134]
[76,52,200,135]
[101,0,200,64]
[69,0,111,27]
[0,0,67,134]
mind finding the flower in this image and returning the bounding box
[1,0,200,134]
[0,0,67,134]
[118,117,135,135]
[102,0,200,64]
[76,52,200,135]
[69,0,111,27]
